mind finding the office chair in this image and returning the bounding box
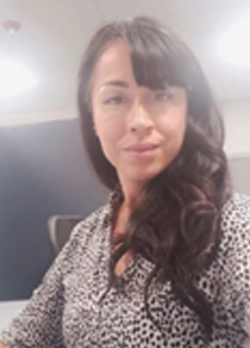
[47,215,82,255]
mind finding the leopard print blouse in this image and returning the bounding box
[1,193,250,347]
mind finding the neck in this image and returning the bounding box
[119,180,145,209]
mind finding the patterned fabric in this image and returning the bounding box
[1,193,250,348]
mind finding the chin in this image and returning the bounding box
[128,171,161,183]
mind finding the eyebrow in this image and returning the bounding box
[101,80,130,88]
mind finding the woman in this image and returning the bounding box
[1,16,250,348]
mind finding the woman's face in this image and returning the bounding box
[91,40,187,188]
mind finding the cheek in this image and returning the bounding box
[159,109,187,141]
[95,118,125,165]
[93,103,124,137]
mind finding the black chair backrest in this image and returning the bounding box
[47,215,82,255]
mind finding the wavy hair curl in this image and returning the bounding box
[78,16,231,341]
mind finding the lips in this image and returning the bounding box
[124,143,159,153]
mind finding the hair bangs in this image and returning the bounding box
[124,23,190,91]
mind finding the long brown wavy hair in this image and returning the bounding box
[77,16,231,341]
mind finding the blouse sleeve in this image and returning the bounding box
[0,215,93,348]
[220,194,250,346]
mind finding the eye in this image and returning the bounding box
[153,89,172,101]
[103,95,126,105]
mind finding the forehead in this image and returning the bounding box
[91,40,135,89]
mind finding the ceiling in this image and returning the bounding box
[1,0,250,121]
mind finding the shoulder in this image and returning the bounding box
[51,203,110,272]
[69,203,110,245]
[218,193,250,292]
[220,193,250,252]
[221,192,250,224]
[203,194,250,347]
[216,194,250,340]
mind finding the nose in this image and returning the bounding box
[127,100,154,135]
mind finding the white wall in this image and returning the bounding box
[0,108,77,127]
[221,99,250,157]
[220,98,250,195]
